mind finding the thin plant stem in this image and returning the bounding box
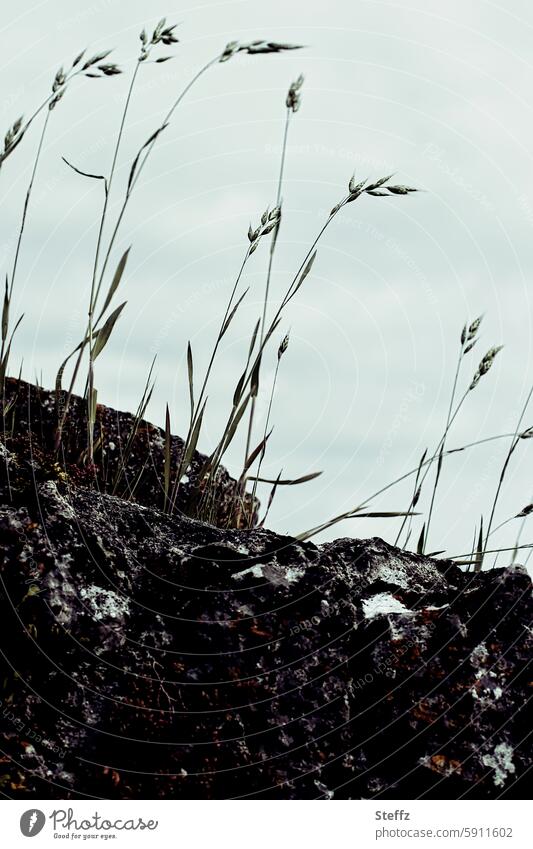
[169,247,251,509]
[0,66,83,172]
[249,352,282,525]
[448,543,533,561]
[301,429,519,542]
[484,383,533,550]
[1,111,50,372]
[396,383,471,548]
[93,56,220,304]
[56,56,220,454]
[243,107,291,463]
[2,110,51,496]
[202,202,347,489]
[9,111,51,302]
[86,59,142,462]
[424,338,464,550]
[194,250,250,428]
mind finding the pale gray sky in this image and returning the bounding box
[2,0,533,562]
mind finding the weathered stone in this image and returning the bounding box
[0,381,531,799]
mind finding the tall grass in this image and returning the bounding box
[1,21,531,568]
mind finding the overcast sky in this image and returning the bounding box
[2,0,533,563]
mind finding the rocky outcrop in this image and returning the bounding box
[1,376,251,526]
[0,382,531,799]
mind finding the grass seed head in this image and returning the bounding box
[98,63,122,76]
[82,50,113,71]
[49,89,65,111]
[222,40,303,62]
[469,345,503,390]
[240,41,303,55]
[247,206,281,250]
[462,315,483,348]
[286,74,304,111]
[52,67,66,92]
[220,41,240,62]
[278,333,289,360]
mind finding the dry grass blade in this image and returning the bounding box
[259,470,283,527]
[62,156,108,193]
[111,357,156,496]
[417,522,426,555]
[239,429,273,481]
[250,355,261,398]
[186,341,194,423]
[484,381,533,553]
[474,518,484,572]
[355,511,420,518]
[283,249,317,306]
[127,124,168,194]
[220,288,249,337]
[2,277,9,344]
[0,313,24,386]
[97,248,130,322]
[171,398,208,509]
[92,301,127,360]
[395,447,427,547]
[296,508,417,542]
[221,392,252,455]
[183,399,206,470]
[249,471,323,486]
[164,403,171,511]
[230,322,261,411]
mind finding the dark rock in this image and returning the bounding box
[1,376,254,526]
[0,382,531,799]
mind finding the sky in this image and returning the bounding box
[2,0,533,564]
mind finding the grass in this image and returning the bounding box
[1,19,532,569]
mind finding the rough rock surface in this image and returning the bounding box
[1,376,251,526]
[0,383,532,799]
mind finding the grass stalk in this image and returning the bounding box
[484,382,533,552]
[423,334,465,549]
[56,48,219,456]
[243,106,292,463]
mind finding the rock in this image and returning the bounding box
[0,381,531,799]
[1,376,254,526]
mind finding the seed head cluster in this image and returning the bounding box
[286,74,304,112]
[461,315,483,353]
[469,345,504,390]
[247,206,282,254]
[139,18,179,63]
[330,173,418,216]
[220,40,303,63]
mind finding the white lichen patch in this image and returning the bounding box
[79,585,130,621]
[283,565,306,584]
[363,541,449,593]
[470,642,506,704]
[233,561,305,587]
[470,642,489,667]
[481,743,515,787]
[233,564,265,581]
[362,593,410,620]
